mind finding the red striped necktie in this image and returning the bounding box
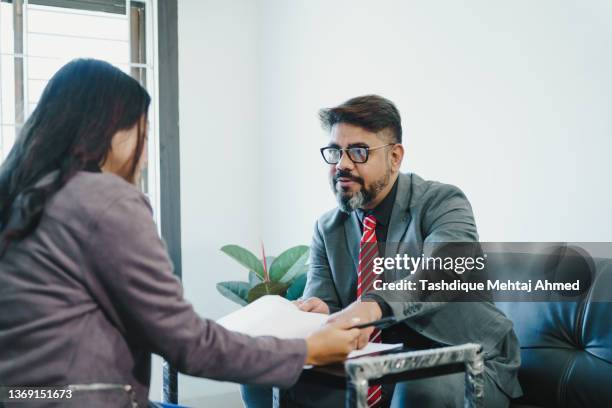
[357,214,383,407]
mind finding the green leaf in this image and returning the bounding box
[247,281,289,303]
[248,270,263,288]
[280,250,310,284]
[216,281,249,306]
[269,245,309,282]
[285,274,307,300]
[261,256,275,281]
[221,245,264,279]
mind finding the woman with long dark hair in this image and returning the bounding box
[0,59,360,407]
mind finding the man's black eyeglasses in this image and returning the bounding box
[320,144,393,164]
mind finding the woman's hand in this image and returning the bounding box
[327,301,382,349]
[304,320,361,365]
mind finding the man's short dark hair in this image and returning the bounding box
[319,94,402,144]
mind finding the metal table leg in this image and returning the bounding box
[344,343,484,408]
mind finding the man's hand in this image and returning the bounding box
[294,297,330,314]
[327,300,383,349]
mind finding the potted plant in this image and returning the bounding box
[216,244,309,306]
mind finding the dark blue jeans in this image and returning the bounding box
[240,384,273,408]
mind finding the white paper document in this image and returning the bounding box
[217,295,402,359]
[346,342,403,359]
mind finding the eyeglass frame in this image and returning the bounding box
[320,143,395,164]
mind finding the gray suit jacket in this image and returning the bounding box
[0,172,306,408]
[303,172,522,398]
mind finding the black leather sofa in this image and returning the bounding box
[491,248,612,408]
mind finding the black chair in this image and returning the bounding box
[492,250,612,408]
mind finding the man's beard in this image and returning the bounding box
[330,169,391,213]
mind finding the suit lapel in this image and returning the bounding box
[384,174,413,277]
[344,212,361,275]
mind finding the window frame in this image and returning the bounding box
[0,0,161,226]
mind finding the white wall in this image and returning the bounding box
[172,0,612,405]
[173,0,261,404]
[259,0,612,247]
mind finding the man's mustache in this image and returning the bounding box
[333,171,364,185]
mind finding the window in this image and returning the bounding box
[0,0,160,222]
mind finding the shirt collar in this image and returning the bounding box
[357,177,399,227]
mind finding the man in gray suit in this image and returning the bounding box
[296,95,523,407]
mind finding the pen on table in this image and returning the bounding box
[349,316,398,330]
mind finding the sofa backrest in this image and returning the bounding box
[492,252,612,408]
